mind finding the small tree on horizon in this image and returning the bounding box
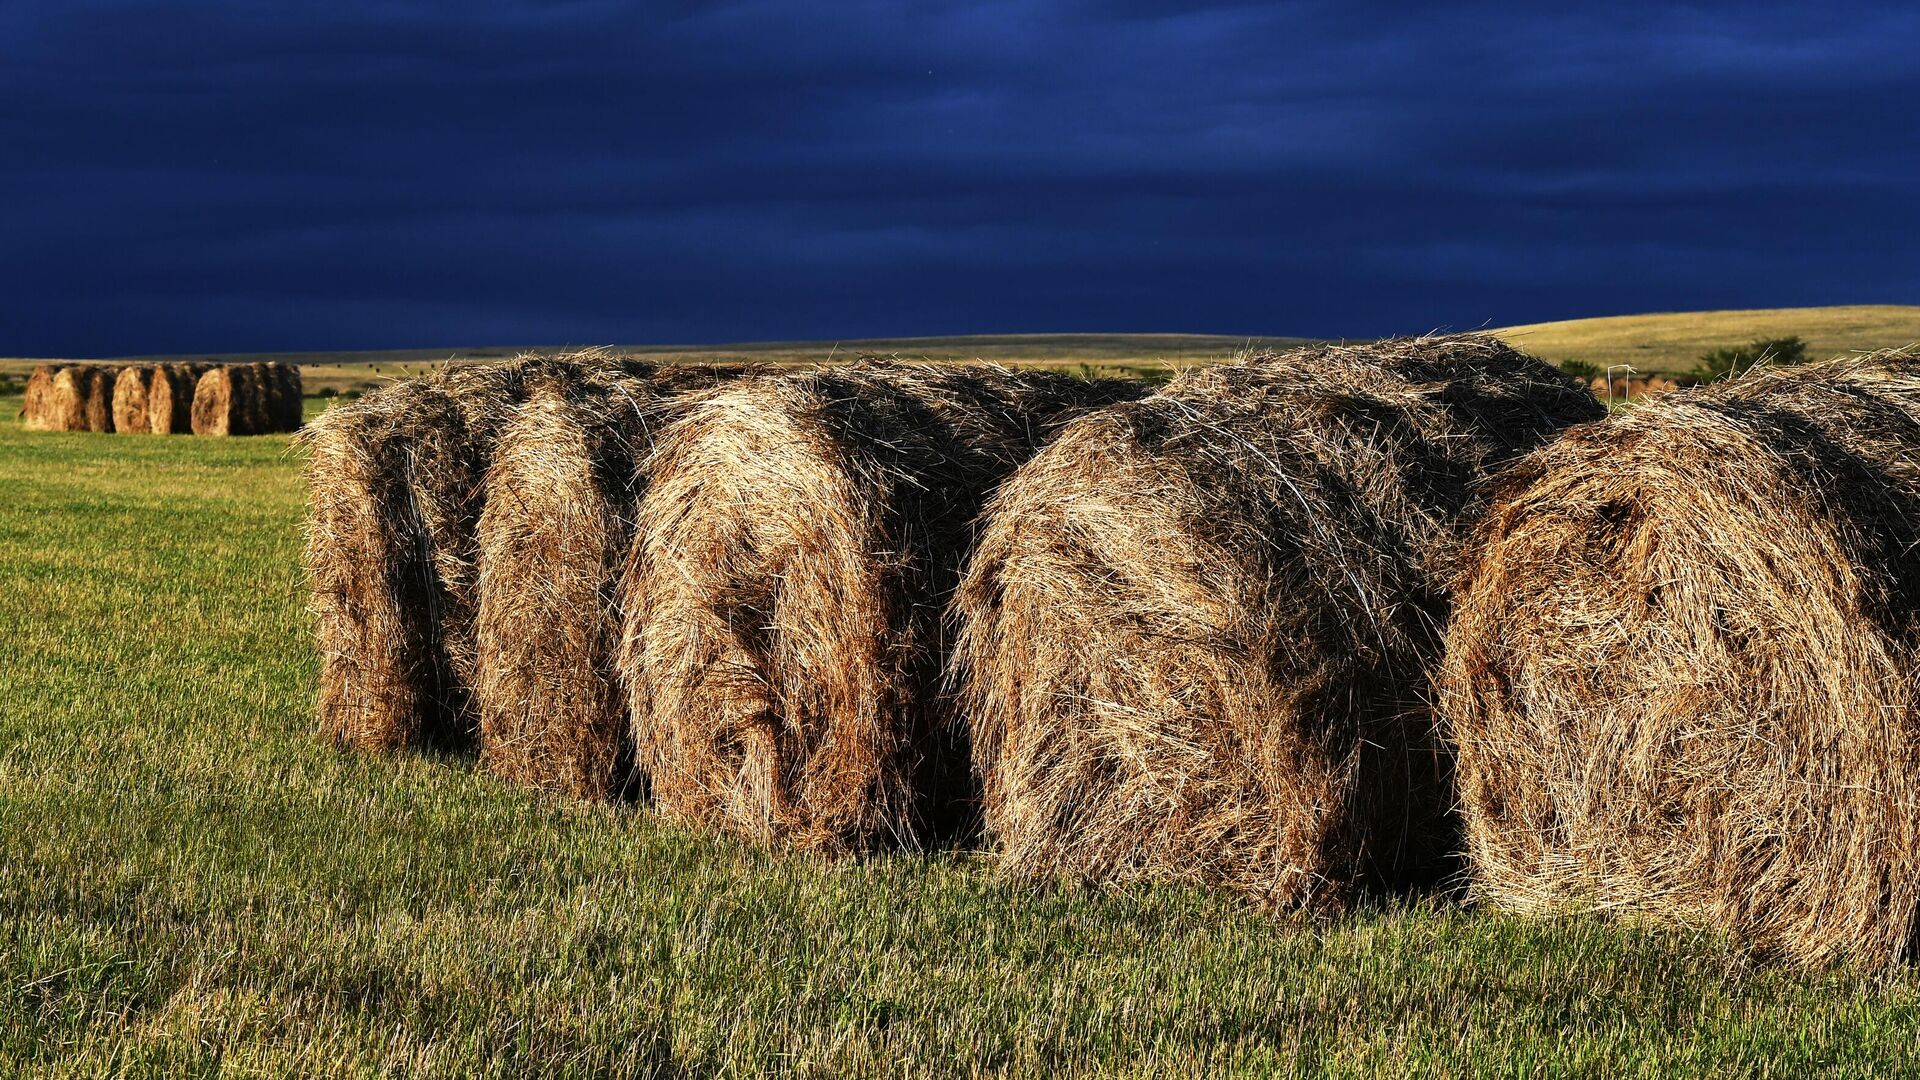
[1691,336,1809,382]
[1557,357,1601,381]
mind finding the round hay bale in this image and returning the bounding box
[1440,351,1920,968]
[620,361,1145,852]
[84,367,117,432]
[300,356,572,753]
[192,365,248,435]
[22,365,68,430]
[953,335,1605,910]
[148,363,207,434]
[473,363,745,800]
[112,366,157,434]
[263,362,305,432]
[39,367,91,431]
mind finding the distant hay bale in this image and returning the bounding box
[621,362,1145,852]
[1441,351,1920,968]
[22,365,67,430]
[192,365,252,435]
[473,363,744,800]
[84,367,117,432]
[148,364,206,434]
[112,366,157,434]
[264,363,305,431]
[192,362,300,435]
[42,368,91,431]
[32,365,116,432]
[301,357,562,753]
[953,335,1604,910]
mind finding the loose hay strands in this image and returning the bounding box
[112,366,156,434]
[301,356,560,753]
[953,335,1604,911]
[1440,350,1920,968]
[474,362,744,800]
[33,366,118,432]
[621,361,1145,852]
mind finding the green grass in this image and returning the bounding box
[4,398,1919,1077]
[1493,305,1920,375]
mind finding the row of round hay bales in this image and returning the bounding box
[20,361,301,434]
[22,365,119,432]
[304,340,1920,969]
[190,363,303,435]
[1587,373,1686,400]
[1443,350,1920,969]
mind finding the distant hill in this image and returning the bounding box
[1493,305,1920,375]
[8,307,1917,395]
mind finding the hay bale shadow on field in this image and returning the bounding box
[953,334,1604,912]
[1442,350,1920,968]
[620,361,1147,853]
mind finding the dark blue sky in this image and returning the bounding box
[4,1,1917,357]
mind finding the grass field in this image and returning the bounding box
[5,397,1920,1076]
[1493,305,1920,375]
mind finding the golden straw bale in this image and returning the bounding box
[301,356,572,752]
[621,361,1144,851]
[474,362,746,799]
[1441,351,1920,968]
[112,366,157,434]
[148,364,207,434]
[954,335,1603,910]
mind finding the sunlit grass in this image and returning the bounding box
[1495,304,1920,375]
[3,395,1917,1077]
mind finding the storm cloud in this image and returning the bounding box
[3,1,1916,355]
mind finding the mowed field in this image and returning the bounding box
[1493,304,1920,375]
[5,390,1920,1077]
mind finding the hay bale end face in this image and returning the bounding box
[192,366,250,435]
[1441,352,1920,968]
[22,365,67,430]
[44,368,91,431]
[112,366,157,434]
[148,364,207,434]
[621,362,1145,852]
[474,363,742,800]
[302,357,556,754]
[954,335,1604,910]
